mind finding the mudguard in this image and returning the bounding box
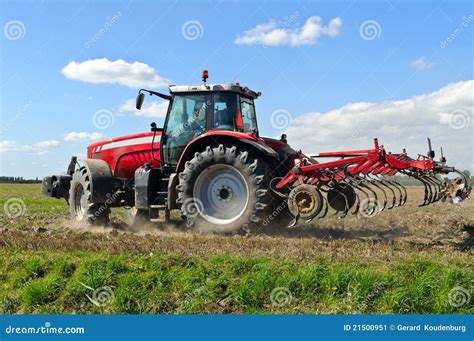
[78,159,123,203]
[175,131,279,172]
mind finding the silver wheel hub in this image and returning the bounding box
[193,164,249,225]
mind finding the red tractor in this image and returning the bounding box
[42,71,471,233]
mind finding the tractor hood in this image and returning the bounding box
[87,132,160,178]
[87,132,159,156]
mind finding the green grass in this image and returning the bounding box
[1,184,473,314]
[0,248,472,314]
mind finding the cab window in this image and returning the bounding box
[240,97,257,132]
[213,93,238,130]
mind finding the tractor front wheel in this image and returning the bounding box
[69,166,110,226]
[177,144,269,234]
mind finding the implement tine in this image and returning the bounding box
[351,177,371,213]
[367,175,387,211]
[423,175,435,204]
[413,174,430,206]
[344,178,361,214]
[376,176,397,209]
[328,184,349,218]
[398,181,408,205]
[355,175,379,214]
[426,175,442,202]
[390,178,407,206]
[454,169,472,200]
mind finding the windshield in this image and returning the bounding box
[163,92,208,165]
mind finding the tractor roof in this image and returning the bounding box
[168,83,261,99]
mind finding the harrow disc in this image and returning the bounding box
[327,184,357,213]
[288,184,323,220]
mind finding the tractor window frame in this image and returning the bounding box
[211,92,240,132]
[210,92,259,135]
[161,92,211,167]
[239,96,258,134]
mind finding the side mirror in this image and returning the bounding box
[136,92,145,110]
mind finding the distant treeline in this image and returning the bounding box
[0,176,42,184]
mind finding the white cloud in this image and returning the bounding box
[33,140,60,148]
[411,56,434,70]
[0,141,18,152]
[64,132,104,142]
[0,140,60,154]
[61,58,171,88]
[284,80,474,171]
[118,98,169,118]
[234,16,342,47]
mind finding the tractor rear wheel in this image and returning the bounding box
[69,166,110,226]
[177,144,269,234]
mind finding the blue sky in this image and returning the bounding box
[1,0,473,178]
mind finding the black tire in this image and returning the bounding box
[176,144,270,234]
[69,166,110,226]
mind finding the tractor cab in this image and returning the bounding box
[136,70,262,167]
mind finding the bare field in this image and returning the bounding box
[0,184,473,314]
[1,183,473,249]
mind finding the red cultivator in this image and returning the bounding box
[272,138,472,226]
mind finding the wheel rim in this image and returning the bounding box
[193,164,249,225]
[73,184,85,220]
[295,191,315,215]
